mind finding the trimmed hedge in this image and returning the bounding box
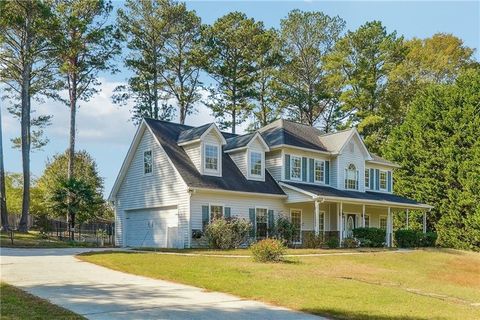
[352,227,385,247]
[395,229,437,248]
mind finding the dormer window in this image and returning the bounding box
[144,150,152,175]
[204,144,219,173]
[249,151,263,177]
[345,163,358,190]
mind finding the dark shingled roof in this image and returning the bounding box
[259,119,328,152]
[144,119,285,195]
[282,182,427,207]
[177,123,213,144]
[224,132,256,151]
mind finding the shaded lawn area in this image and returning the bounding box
[133,247,396,256]
[0,231,93,248]
[0,282,84,320]
[79,249,480,320]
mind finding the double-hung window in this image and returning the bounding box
[365,215,370,228]
[290,156,302,180]
[256,208,268,239]
[379,170,388,190]
[380,216,387,230]
[204,144,219,172]
[365,169,370,188]
[210,205,223,222]
[314,160,325,183]
[144,150,152,175]
[250,151,262,177]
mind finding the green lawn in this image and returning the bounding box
[79,249,480,320]
[0,231,93,248]
[133,247,394,256]
[0,282,84,319]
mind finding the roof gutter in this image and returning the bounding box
[312,194,433,210]
[188,187,288,198]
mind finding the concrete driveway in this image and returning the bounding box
[0,248,323,320]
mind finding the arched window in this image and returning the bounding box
[345,163,359,190]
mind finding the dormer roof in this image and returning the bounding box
[224,132,269,152]
[177,123,228,146]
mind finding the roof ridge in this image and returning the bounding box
[318,127,354,137]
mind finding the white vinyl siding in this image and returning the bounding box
[183,142,202,172]
[229,151,247,177]
[337,134,367,191]
[265,150,282,180]
[115,129,189,247]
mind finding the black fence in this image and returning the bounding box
[42,219,115,246]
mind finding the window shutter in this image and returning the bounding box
[249,208,256,238]
[302,157,307,181]
[224,207,231,219]
[268,210,274,235]
[387,171,392,192]
[202,205,209,230]
[369,168,374,189]
[309,159,314,182]
[375,169,380,190]
[284,154,290,180]
[325,161,330,185]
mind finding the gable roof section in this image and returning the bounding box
[224,132,269,152]
[280,182,432,209]
[143,119,285,196]
[258,119,328,152]
[317,129,353,153]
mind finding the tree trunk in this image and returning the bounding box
[0,107,9,231]
[19,60,31,232]
[67,72,77,240]
[231,109,236,134]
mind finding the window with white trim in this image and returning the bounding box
[344,163,359,190]
[290,156,302,180]
[256,208,268,239]
[314,160,325,183]
[291,209,302,244]
[379,170,387,190]
[249,151,262,176]
[365,169,370,188]
[143,150,152,175]
[380,216,387,230]
[210,205,223,221]
[204,144,219,171]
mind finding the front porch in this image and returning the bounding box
[280,183,432,247]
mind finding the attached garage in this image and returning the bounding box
[125,207,181,248]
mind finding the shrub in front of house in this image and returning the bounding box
[274,215,296,245]
[342,237,359,248]
[352,227,385,247]
[326,237,339,248]
[395,229,437,248]
[303,232,324,248]
[204,217,251,249]
[250,238,286,262]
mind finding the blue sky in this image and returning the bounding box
[2,0,479,197]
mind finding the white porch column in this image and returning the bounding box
[406,209,409,230]
[423,211,427,234]
[362,204,366,227]
[339,202,343,241]
[387,207,392,247]
[314,201,320,236]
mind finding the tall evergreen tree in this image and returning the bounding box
[53,0,119,238]
[199,12,271,133]
[0,0,56,231]
[115,0,175,124]
[277,10,345,128]
[385,69,480,251]
[326,21,404,153]
[0,107,8,230]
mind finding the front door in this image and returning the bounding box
[345,214,356,238]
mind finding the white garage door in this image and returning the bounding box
[125,207,180,248]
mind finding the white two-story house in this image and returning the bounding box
[110,118,432,248]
